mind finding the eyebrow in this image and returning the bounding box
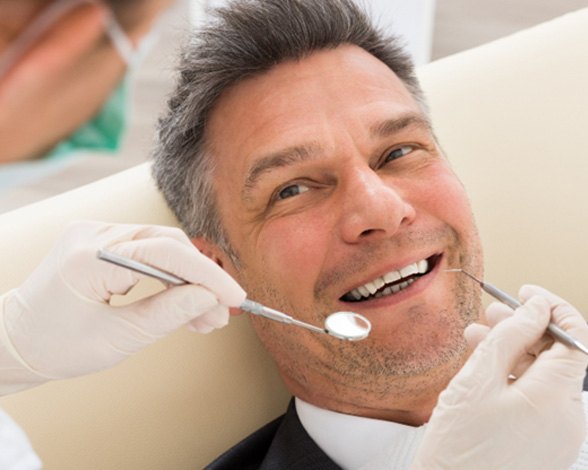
[369,113,432,138]
[242,142,322,197]
[241,113,432,198]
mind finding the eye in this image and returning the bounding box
[384,145,414,163]
[276,183,310,200]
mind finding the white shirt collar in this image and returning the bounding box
[295,397,426,469]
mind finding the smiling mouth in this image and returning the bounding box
[339,254,440,303]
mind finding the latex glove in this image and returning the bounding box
[411,285,588,470]
[0,221,246,395]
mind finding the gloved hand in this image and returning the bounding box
[411,285,588,470]
[0,221,246,395]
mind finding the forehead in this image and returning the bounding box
[205,44,422,184]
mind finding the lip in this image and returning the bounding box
[337,252,443,309]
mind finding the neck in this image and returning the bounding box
[282,345,470,426]
[286,374,453,427]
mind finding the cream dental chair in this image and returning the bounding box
[0,8,587,469]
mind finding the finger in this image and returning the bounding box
[229,306,244,316]
[464,323,490,348]
[120,285,220,335]
[187,322,214,334]
[508,352,536,379]
[108,238,246,307]
[486,297,554,357]
[97,223,191,247]
[188,305,230,333]
[518,284,567,304]
[522,339,588,391]
[520,285,587,330]
[508,334,553,379]
[485,302,514,327]
[466,313,553,378]
[55,246,144,303]
[519,285,588,359]
[57,222,193,297]
[464,296,552,380]
[513,296,588,404]
[63,221,191,249]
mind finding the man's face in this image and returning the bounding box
[202,45,483,422]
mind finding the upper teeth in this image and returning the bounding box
[346,259,429,301]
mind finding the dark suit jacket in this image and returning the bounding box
[205,399,340,469]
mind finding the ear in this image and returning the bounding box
[192,236,227,269]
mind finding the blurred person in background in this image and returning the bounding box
[0,0,175,164]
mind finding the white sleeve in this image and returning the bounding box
[0,408,42,470]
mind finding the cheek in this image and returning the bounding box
[416,169,474,230]
[256,214,330,289]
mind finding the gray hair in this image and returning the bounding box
[151,0,426,255]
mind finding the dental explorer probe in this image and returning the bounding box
[446,268,588,356]
[97,249,371,341]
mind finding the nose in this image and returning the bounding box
[338,168,416,243]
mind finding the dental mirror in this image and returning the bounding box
[97,249,372,342]
[324,311,372,340]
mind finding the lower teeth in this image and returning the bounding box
[373,277,415,299]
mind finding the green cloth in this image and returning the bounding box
[44,78,129,161]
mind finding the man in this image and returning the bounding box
[151,0,588,467]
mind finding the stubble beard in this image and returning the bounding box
[229,226,483,409]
